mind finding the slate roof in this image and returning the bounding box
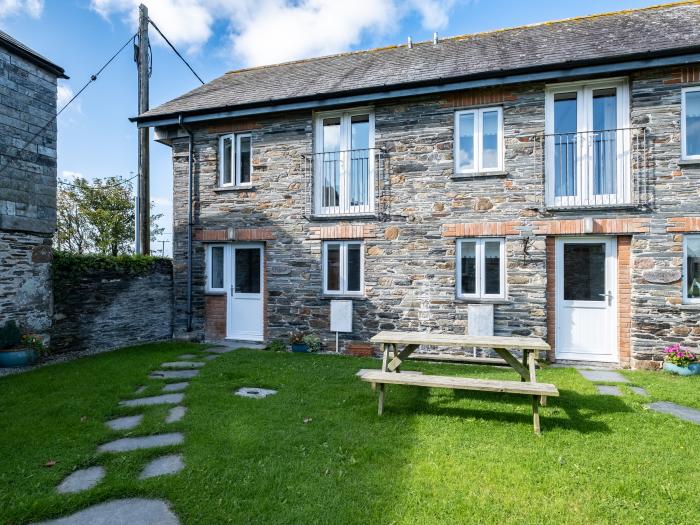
[139,1,700,122]
[0,30,67,79]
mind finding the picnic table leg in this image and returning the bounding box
[381,343,389,372]
[521,350,528,382]
[527,351,547,407]
[378,384,385,415]
[532,395,541,435]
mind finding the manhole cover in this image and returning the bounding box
[234,387,277,399]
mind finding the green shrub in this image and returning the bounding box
[0,321,21,350]
[303,334,321,353]
[265,340,287,352]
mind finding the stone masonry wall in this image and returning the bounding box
[168,65,700,367]
[0,45,59,342]
[51,260,174,354]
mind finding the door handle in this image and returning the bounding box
[230,284,234,297]
[599,292,613,305]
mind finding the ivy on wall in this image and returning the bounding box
[52,251,171,283]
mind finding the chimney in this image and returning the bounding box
[407,36,413,48]
[433,32,438,44]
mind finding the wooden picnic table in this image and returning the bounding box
[359,331,557,434]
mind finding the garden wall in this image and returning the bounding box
[51,256,174,354]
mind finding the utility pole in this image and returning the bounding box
[136,3,150,254]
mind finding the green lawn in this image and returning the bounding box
[1,344,699,524]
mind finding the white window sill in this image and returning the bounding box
[321,294,366,300]
[205,290,227,296]
[678,302,700,310]
[214,185,255,193]
[453,170,508,179]
[455,297,511,305]
[678,158,700,166]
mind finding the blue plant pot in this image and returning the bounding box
[663,362,700,376]
[0,349,37,368]
[291,343,309,353]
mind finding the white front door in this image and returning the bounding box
[555,237,617,362]
[226,243,264,341]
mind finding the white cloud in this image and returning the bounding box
[61,170,83,181]
[152,196,172,206]
[57,83,82,116]
[0,0,43,19]
[90,0,460,67]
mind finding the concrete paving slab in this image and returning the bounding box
[119,394,184,407]
[149,370,199,380]
[139,454,184,479]
[161,361,205,369]
[33,498,180,525]
[647,401,700,424]
[630,386,650,397]
[97,433,184,453]
[105,415,143,431]
[578,369,629,383]
[56,466,105,494]
[165,406,187,424]
[162,382,189,393]
[596,385,623,396]
[234,387,277,399]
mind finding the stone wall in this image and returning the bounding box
[0,41,59,342]
[166,65,700,367]
[51,260,174,354]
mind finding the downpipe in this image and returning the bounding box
[179,115,194,333]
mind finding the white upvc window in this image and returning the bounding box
[314,109,375,215]
[683,235,700,304]
[206,244,226,293]
[322,241,364,296]
[682,87,700,161]
[219,133,252,187]
[454,107,503,174]
[456,238,506,300]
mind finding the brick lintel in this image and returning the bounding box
[442,221,520,237]
[193,228,275,242]
[309,224,375,240]
[667,217,700,233]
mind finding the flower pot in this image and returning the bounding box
[291,343,309,353]
[346,343,375,357]
[0,348,38,368]
[663,362,700,376]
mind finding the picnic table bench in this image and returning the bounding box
[357,331,559,434]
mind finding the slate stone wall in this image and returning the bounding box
[168,65,700,367]
[51,260,174,354]
[0,44,59,341]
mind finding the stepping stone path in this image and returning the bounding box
[630,386,649,397]
[34,498,180,525]
[166,406,187,424]
[162,381,189,393]
[150,370,200,380]
[203,354,220,361]
[139,454,185,479]
[578,369,629,383]
[235,387,278,399]
[134,385,147,395]
[56,466,105,494]
[596,385,623,396]
[647,401,700,424]
[98,433,184,453]
[106,415,143,431]
[119,393,184,407]
[178,354,197,359]
[161,361,205,369]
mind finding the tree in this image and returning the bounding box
[56,176,166,256]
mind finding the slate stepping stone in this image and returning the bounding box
[578,369,629,383]
[149,370,199,380]
[647,401,700,424]
[165,406,187,424]
[134,385,147,395]
[596,385,623,396]
[178,354,197,359]
[98,433,184,453]
[56,466,105,494]
[161,361,205,369]
[630,386,649,397]
[202,354,220,361]
[119,394,184,407]
[139,454,184,479]
[106,415,143,431]
[33,498,180,525]
[162,382,189,393]
[235,387,277,399]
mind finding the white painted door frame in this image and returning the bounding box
[555,236,618,363]
[225,243,264,342]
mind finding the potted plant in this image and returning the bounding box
[290,332,309,353]
[303,334,321,353]
[0,321,44,368]
[662,343,700,376]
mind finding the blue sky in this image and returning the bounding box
[0,0,667,255]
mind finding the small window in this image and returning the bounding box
[683,235,700,303]
[219,133,253,187]
[207,245,226,292]
[456,238,506,299]
[682,87,700,160]
[323,241,363,295]
[454,107,503,174]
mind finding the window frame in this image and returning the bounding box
[683,234,700,304]
[681,87,700,161]
[454,106,504,175]
[219,132,253,188]
[456,237,506,300]
[313,108,375,215]
[205,244,227,293]
[322,240,365,296]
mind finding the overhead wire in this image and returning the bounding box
[148,17,205,85]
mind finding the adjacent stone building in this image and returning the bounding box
[0,31,66,342]
[136,2,700,368]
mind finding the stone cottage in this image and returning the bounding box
[135,2,700,368]
[0,31,66,342]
